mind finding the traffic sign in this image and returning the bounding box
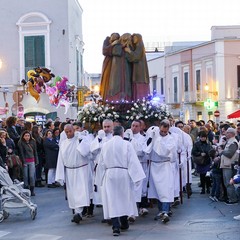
[214,110,220,117]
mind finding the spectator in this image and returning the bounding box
[43,130,59,188]
[192,131,212,194]
[18,130,38,196]
[32,125,45,187]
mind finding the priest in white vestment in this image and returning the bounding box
[96,126,146,236]
[55,124,90,224]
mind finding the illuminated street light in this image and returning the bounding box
[204,82,218,96]
[93,84,99,93]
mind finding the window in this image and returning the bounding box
[196,70,201,91]
[152,75,157,93]
[17,12,51,81]
[174,76,178,102]
[24,36,45,77]
[184,72,189,92]
[160,78,164,95]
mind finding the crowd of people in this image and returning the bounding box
[0,115,240,236]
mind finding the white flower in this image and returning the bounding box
[130,116,134,120]
[86,111,90,114]
[155,114,158,117]
[143,107,146,111]
[102,113,106,117]
[83,120,86,123]
[91,111,95,114]
[131,107,135,110]
[145,116,148,119]
[107,113,112,117]
[126,116,129,119]
[127,110,130,113]
[98,107,102,111]
[93,117,98,121]
[136,116,139,119]
[115,115,119,118]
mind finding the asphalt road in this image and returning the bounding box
[0,175,239,240]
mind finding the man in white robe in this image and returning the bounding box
[178,124,193,196]
[125,120,148,217]
[73,121,95,217]
[96,126,145,236]
[55,124,90,224]
[144,120,176,223]
[169,126,186,205]
[90,119,113,205]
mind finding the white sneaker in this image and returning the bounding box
[161,213,170,223]
[139,208,149,216]
[128,215,136,223]
[233,215,240,220]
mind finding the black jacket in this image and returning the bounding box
[192,140,212,166]
[43,138,59,169]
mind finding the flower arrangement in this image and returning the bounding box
[78,102,120,124]
[124,99,170,122]
[78,99,170,124]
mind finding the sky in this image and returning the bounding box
[79,0,240,73]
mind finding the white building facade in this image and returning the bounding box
[0,0,84,122]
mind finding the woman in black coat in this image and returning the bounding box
[192,131,213,194]
[43,129,59,188]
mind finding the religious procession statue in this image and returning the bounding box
[99,33,150,103]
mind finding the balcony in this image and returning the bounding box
[183,91,209,103]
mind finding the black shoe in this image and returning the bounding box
[120,223,129,231]
[48,184,57,188]
[112,228,120,236]
[224,200,238,205]
[71,214,82,224]
[161,213,170,223]
[206,188,210,194]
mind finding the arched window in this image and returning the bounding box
[16,12,52,81]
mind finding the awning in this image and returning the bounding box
[227,109,240,119]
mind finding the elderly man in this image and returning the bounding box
[220,127,239,205]
[55,124,91,224]
[96,126,145,236]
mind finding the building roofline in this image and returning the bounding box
[165,38,240,56]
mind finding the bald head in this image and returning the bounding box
[64,124,75,139]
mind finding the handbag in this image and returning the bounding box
[6,154,22,168]
[192,155,205,165]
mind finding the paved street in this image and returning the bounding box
[0,176,239,240]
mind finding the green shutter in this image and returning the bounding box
[24,36,45,77]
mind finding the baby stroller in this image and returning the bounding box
[0,166,37,222]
